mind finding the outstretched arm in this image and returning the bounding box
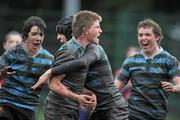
[51,44,97,76]
[31,44,97,89]
[31,69,56,90]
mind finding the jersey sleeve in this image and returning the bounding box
[86,44,102,60]
[51,44,98,76]
[51,50,74,68]
[168,56,180,79]
[0,49,14,69]
[116,58,131,85]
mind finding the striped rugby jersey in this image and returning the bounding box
[118,49,180,120]
[0,44,53,111]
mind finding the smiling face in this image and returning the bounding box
[25,26,44,54]
[85,20,102,45]
[138,27,160,56]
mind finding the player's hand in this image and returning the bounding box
[83,94,97,111]
[78,94,96,110]
[90,94,97,110]
[31,69,52,90]
[0,66,16,79]
[161,81,175,92]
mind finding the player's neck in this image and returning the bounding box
[76,36,89,47]
[143,46,161,59]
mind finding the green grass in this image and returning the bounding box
[37,107,44,120]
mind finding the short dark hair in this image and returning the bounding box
[21,16,46,40]
[56,16,73,40]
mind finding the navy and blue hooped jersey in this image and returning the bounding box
[0,44,53,111]
[118,49,180,119]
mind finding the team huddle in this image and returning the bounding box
[0,10,179,120]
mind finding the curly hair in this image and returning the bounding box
[56,16,73,40]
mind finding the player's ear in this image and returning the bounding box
[83,27,88,35]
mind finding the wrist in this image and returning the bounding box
[173,85,180,94]
[48,69,52,75]
[173,86,176,93]
[45,69,52,78]
[70,92,80,102]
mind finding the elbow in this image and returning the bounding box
[48,80,56,91]
[114,79,125,90]
[48,77,63,92]
[114,79,120,90]
[48,81,53,90]
[78,59,89,68]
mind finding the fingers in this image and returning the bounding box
[79,95,96,110]
[3,66,11,69]
[161,81,174,92]
[6,71,16,75]
[81,101,95,109]
[82,103,96,110]
[31,77,47,90]
[31,84,39,90]
[91,94,97,101]
[79,95,94,104]
[82,104,95,110]
[31,81,42,90]
[1,66,16,75]
[84,95,95,102]
[0,66,16,79]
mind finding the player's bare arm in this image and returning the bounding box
[161,76,180,93]
[31,68,54,90]
[49,75,95,109]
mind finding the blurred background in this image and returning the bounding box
[0,0,179,120]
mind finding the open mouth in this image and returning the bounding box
[142,43,148,46]
[141,43,149,50]
[33,43,41,48]
[92,37,99,45]
[95,35,100,44]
